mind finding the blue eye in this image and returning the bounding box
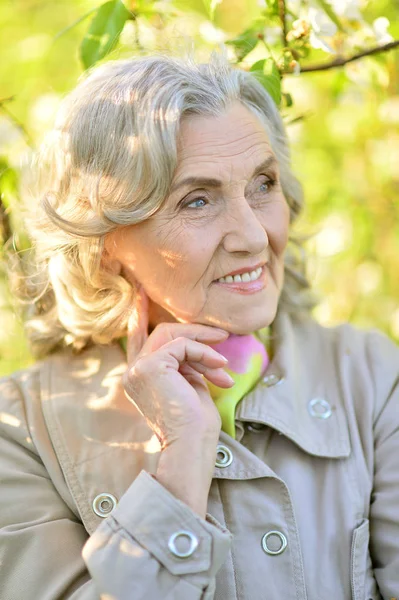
[186,197,207,209]
[259,181,271,193]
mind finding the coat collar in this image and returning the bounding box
[40,308,351,534]
[234,309,351,458]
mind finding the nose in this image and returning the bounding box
[222,196,268,255]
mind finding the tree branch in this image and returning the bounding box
[299,39,399,73]
[0,197,12,246]
[278,0,287,47]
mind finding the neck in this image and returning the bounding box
[147,299,177,333]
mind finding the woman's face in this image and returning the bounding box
[106,101,290,334]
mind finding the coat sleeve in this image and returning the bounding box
[0,376,232,600]
[367,330,399,598]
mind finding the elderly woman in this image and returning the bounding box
[1,49,398,600]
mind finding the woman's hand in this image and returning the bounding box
[122,287,234,517]
[122,286,234,450]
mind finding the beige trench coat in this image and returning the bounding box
[1,308,398,600]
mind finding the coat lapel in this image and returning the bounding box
[235,309,351,458]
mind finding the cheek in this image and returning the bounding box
[132,228,212,294]
[154,220,218,278]
[267,203,290,255]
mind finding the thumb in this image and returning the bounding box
[127,285,149,363]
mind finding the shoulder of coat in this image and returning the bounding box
[0,342,125,446]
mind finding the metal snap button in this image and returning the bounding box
[261,530,288,555]
[215,444,233,468]
[168,530,199,558]
[308,397,332,419]
[262,373,284,387]
[247,422,267,433]
[92,493,118,517]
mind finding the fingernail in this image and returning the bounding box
[225,373,235,384]
[219,354,228,363]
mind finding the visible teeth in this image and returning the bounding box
[250,268,262,281]
[217,266,263,284]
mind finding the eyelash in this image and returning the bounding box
[183,177,277,210]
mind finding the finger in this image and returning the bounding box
[157,337,230,370]
[140,323,229,357]
[178,363,208,389]
[125,338,228,388]
[184,362,235,388]
[127,286,149,363]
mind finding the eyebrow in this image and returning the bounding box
[169,155,278,195]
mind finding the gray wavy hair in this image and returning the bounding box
[16,46,318,357]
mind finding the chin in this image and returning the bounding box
[208,301,279,335]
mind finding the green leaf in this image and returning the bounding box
[250,58,281,106]
[80,0,132,70]
[226,26,261,62]
[283,92,293,108]
[201,0,222,21]
[262,0,279,18]
[314,0,345,32]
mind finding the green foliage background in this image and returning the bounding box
[0,0,398,376]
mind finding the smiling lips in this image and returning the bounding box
[214,264,267,294]
[216,266,263,284]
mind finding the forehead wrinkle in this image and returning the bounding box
[178,130,270,161]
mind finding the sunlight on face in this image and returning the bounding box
[106,101,290,334]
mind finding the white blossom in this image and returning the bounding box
[330,0,362,20]
[308,7,338,53]
[373,17,393,45]
[263,25,281,46]
[309,7,338,36]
